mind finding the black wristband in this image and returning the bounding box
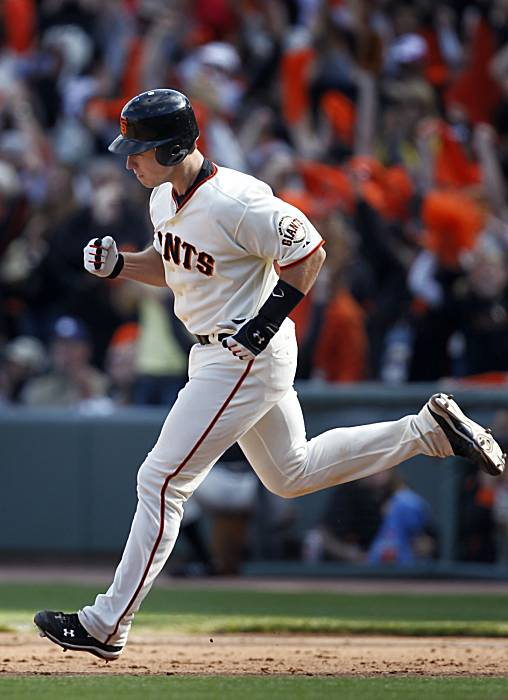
[258,279,305,327]
[107,253,124,279]
[223,280,305,357]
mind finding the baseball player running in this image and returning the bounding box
[35,89,505,660]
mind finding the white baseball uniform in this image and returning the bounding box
[79,160,452,646]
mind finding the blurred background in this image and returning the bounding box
[1,0,508,580]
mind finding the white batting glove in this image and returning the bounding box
[220,318,278,362]
[83,236,119,277]
[222,335,257,362]
[217,320,256,362]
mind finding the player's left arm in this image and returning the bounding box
[223,244,326,360]
[278,244,326,294]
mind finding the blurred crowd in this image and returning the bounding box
[3,0,508,406]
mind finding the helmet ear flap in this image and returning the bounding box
[155,143,188,166]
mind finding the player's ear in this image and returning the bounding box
[155,144,187,166]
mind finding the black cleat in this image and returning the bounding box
[34,610,123,661]
[427,393,505,477]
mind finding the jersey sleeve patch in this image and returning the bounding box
[278,216,307,247]
[234,191,322,263]
[274,202,322,267]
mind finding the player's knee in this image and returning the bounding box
[258,458,307,498]
[272,487,298,499]
[136,453,191,504]
[136,457,159,498]
[264,478,300,499]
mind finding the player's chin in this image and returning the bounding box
[135,175,153,188]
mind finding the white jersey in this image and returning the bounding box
[150,162,323,335]
[76,92,486,656]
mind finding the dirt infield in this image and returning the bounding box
[1,632,507,677]
[1,570,507,677]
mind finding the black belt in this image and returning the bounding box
[195,333,232,345]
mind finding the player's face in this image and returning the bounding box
[126,149,172,188]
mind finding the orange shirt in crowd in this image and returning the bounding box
[422,189,486,267]
[445,18,501,124]
[313,290,367,382]
[3,0,35,53]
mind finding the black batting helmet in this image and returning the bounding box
[108,89,199,166]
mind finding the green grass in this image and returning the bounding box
[1,676,508,700]
[0,583,507,637]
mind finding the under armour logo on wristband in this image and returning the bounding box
[63,629,75,637]
[252,330,265,346]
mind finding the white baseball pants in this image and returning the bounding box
[79,319,452,646]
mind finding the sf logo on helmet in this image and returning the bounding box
[120,117,128,137]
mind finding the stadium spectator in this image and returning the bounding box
[105,321,139,406]
[457,466,497,564]
[27,157,149,365]
[309,213,368,382]
[0,335,47,404]
[367,474,436,566]
[21,315,108,407]
[302,470,436,566]
[131,287,192,406]
[3,1,508,387]
[193,444,258,576]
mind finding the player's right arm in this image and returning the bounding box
[119,246,167,286]
[83,236,167,287]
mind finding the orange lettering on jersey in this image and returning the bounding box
[182,241,197,270]
[196,252,215,276]
[158,232,215,277]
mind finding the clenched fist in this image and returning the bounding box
[83,236,122,278]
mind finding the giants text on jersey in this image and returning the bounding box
[150,162,323,334]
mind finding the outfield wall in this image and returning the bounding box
[2,383,508,576]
